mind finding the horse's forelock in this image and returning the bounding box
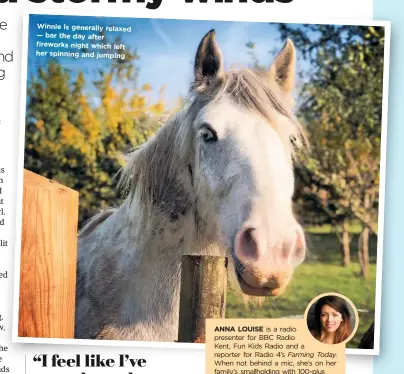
[194,67,307,154]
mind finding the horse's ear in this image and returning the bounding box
[193,29,224,91]
[268,39,296,93]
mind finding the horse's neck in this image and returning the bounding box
[105,196,222,336]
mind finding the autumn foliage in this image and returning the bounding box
[25,55,165,224]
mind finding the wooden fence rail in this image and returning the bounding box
[18,169,79,338]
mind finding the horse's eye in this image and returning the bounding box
[200,124,217,143]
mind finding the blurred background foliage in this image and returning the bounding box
[25,42,165,223]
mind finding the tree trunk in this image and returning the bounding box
[359,193,371,279]
[358,226,370,279]
[341,221,351,266]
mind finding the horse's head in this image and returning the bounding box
[189,30,306,297]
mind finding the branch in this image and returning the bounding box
[301,164,378,236]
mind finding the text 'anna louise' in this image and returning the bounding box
[214,326,297,333]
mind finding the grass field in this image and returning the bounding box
[225,229,378,349]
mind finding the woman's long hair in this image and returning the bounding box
[312,296,352,344]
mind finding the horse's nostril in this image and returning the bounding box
[235,226,261,262]
[244,228,254,244]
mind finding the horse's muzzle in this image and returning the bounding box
[232,223,306,296]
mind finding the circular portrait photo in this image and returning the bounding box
[305,293,358,345]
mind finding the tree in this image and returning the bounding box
[294,165,354,266]
[25,46,165,224]
[277,25,384,277]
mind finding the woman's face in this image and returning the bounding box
[320,304,343,333]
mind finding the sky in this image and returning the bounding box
[28,14,308,108]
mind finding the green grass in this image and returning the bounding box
[304,221,378,235]
[225,231,378,349]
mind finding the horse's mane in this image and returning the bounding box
[117,67,306,209]
[79,208,117,236]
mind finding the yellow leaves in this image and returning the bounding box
[79,95,101,144]
[141,83,152,92]
[368,26,380,38]
[103,86,116,104]
[60,118,91,158]
[79,95,87,106]
[102,82,124,132]
[359,151,371,162]
[120,120,134,137]
[36,120,45,133]
[129,89,166,120]
[99,172,109,182]
[321,111,329,121]
[30,68,165,216]
[318,189,328,201]
[76,71,85,86]
[131,95,146,110]
[149,101,165,116]
[37,139,62,154]
[145,129,156,138]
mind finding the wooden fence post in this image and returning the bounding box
[177,255,228,343]
[18,169,79,338]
